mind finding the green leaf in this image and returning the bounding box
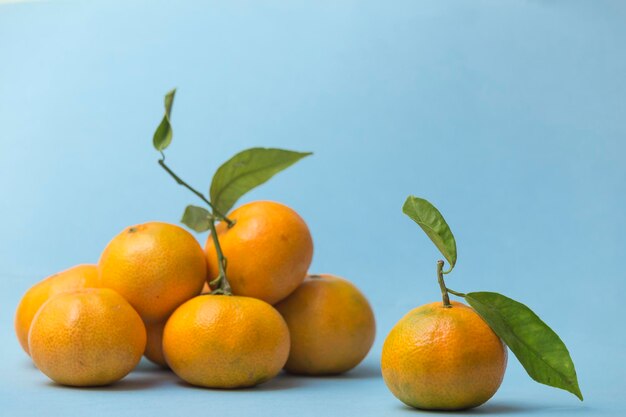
[153,88,176,152]
[465,291,583,400]
[181,205,212,232]
[210,148,312,215]
[402,196,457,270]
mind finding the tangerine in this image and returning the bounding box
[205,201,313,304]
[29,288,146,386]
[275,274,375,374]
[163,294,290,388]
[14,264,98,355]
[381,301,507,410]
[99,222,207,323]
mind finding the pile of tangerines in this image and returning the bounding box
[14,90,582,412]
[15,201,376,388]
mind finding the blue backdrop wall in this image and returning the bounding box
[1,1,624,416]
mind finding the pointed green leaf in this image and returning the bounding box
[402,196,457,270]
[153,88,176,151]
[210,148,312,215]
[465,291,583,400]
[181,205,212,232]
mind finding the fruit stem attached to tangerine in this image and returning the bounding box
[155,152,234,295]
[437,260,452,308]
[207,218,233,295]
[157,154,235,227]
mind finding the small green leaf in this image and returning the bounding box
[465,291,583,400]
[153,88,176,151]
[210,148,312,215]
[181,205,212,232]
[402,196,457,270]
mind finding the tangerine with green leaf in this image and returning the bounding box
[151,89,308,389]
[152,90,312,305]
[382,300,507,410]
[381,195,582,410]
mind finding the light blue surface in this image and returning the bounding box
[1,1,625,416]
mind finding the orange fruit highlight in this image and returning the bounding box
[205,201,313,305]
[29,288,146,386]
[275,274,375,375]
[381,301,507,410]
[99,222,207,323]
[14,264,98,355]
[163,294,290,388]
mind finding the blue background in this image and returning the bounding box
[1,1,624,416]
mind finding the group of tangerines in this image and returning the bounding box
[16,201,377,389]
[13,89,582,412]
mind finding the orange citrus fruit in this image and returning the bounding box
[163,294,290,388]
[275,274,375,374]
[381,300,507,410]
[29,288,146,386]
[205,201,313,305]
[98,222,207,323]
[144,320,167,367]
[14,264,98,355]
